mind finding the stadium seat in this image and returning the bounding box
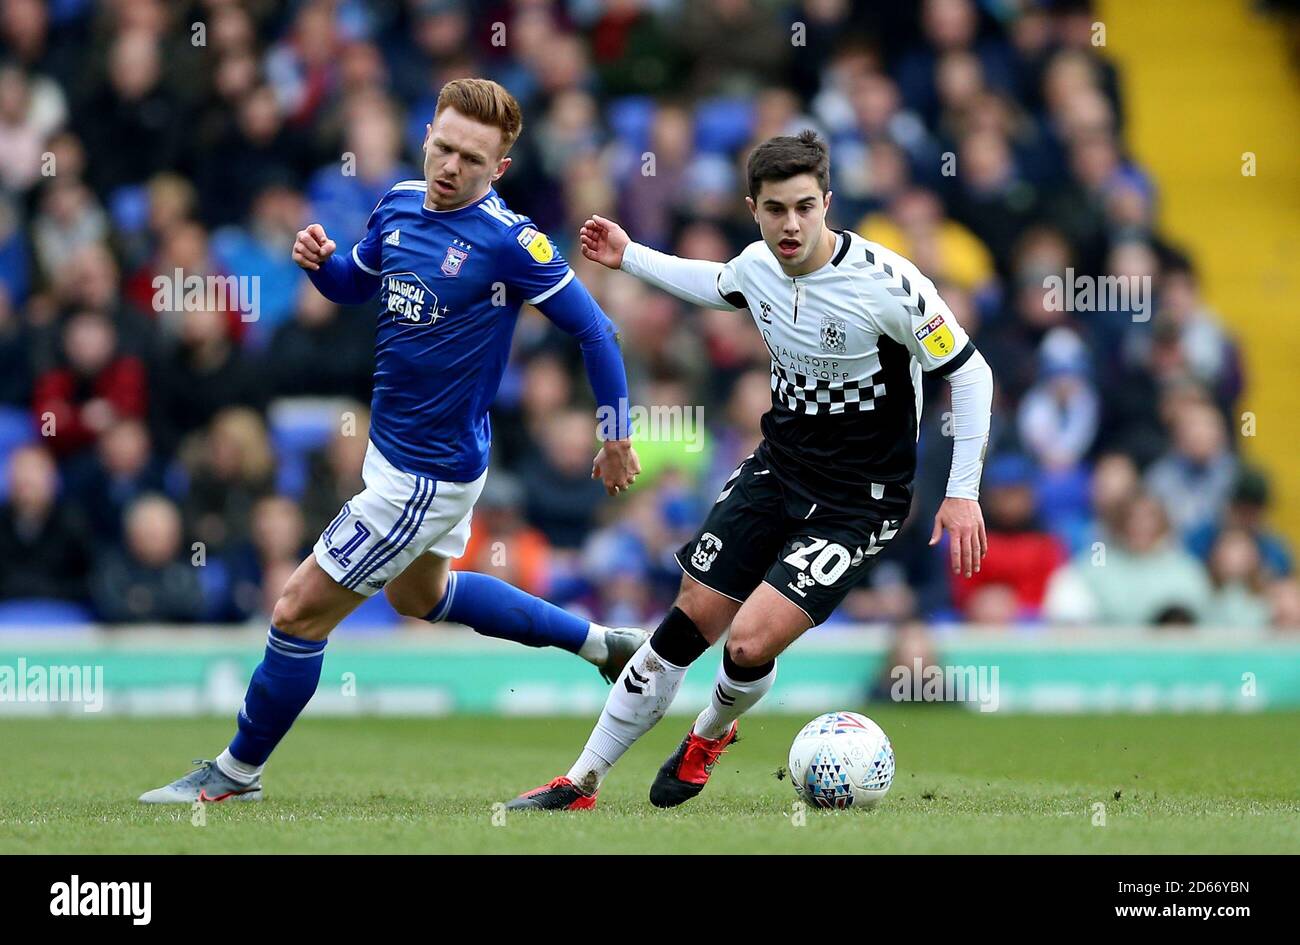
[606,96,657,154]
[268,397,355,498]
[693,97,755,155]
[0,599,96,628]
[108,184,150,235]
[0,406,37,500]
[336,591,402,631]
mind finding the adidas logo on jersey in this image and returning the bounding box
[384,230,401,246]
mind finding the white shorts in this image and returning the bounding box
[313,441,487,596]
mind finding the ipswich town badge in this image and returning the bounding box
[441,243,469,277]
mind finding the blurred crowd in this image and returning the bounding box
[0,0,1294,632]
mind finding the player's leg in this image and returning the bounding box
[384,552,645,681]
[140,441,427,803]
[648,582,807,807]
[506,575,739,809]
[137,554,365,803]
[648,502,906,807]
[507,452,783,810]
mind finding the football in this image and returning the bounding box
[788,711,896,810]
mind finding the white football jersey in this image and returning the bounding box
[714,229,974,509]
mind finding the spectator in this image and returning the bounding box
[0,63,67,193]
[76,29,184,195]
[182,407,276,555]
[91,494,203,623]
[1016,326,1098,471]
[1044,492,1211,625]
[1268,578,1300,633]
[1187,467,1292,579]
[456,473,552,600]
[520,408,609,550]
[0,445,91,602]
[1145,399,1237,538]
[269,281,374,401]
[1203,527,1271,629]
[150,308,264,455]
[224,495,310,621]
[950,454,1065,622]
[31,310,147,461]
[301,412,369,537]
[1152,249,1242,411]
[66,418,165,542]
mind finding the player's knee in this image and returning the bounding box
[724,620,772,668]
[271,583,328,640]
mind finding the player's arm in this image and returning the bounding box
[533,278,639,495]
[580,214,742,310]
[872,284,992,577]
[932,350,993,577]
[293,206,384,304]
[508,223,639,495]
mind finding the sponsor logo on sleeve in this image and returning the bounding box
[914,313,956,358]
[517,226,554,263]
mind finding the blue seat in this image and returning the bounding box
[194,558,233,622]
[0,599,95,627]
[0,406,37,500]
[268,398,349,498]
[606,96,657,153]
[337,591,401,631]
[693,97,755,154]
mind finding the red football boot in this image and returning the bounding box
[505,776,598,811]
[649,721,738,808]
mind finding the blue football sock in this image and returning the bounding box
[228,627,327,766]
[426,571,589,653]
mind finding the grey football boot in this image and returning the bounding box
[597,627,648,683]
[138,759,263,804]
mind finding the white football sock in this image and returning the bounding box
[692,660,777,740]
[566,639,688,792]
[215,748,263,784]
[576,623,608,666]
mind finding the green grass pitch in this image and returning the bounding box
[2,710,1297,853]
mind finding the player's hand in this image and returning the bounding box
[292,223,337,271]
[592,438,640,496]
[930,497,987,578]
[579,214,630,270]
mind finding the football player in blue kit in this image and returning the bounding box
[140,78,645,803]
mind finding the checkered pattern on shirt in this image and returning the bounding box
[770,363,886,415]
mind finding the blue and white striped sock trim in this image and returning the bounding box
[267,626,327,659]
[427,571,460,623]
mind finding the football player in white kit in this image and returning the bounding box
[508,130,994,810]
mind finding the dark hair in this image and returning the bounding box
[746,129,829,199]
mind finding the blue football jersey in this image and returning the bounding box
[348,181,575,481]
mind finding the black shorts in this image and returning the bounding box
[675,451,912,626]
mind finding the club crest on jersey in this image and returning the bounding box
[441,243,469,277]
[914,313,956,358]
[384,272,444,327]
[820,314,848,354]
[516,226,554,263]
[691,532,723,572]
